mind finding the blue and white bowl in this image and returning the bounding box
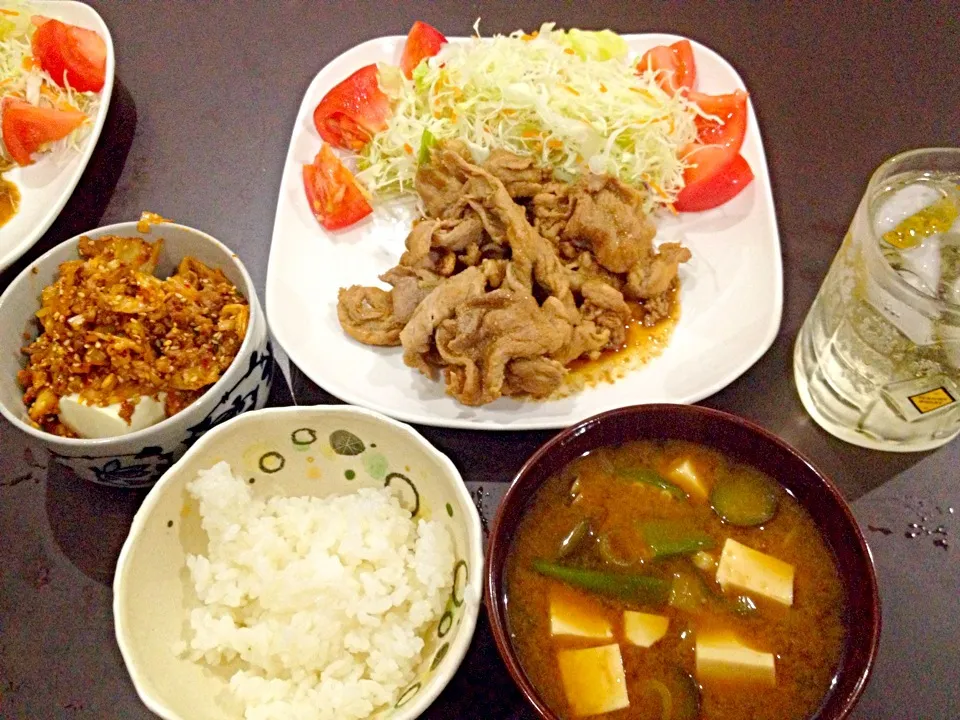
[0,220,272,487]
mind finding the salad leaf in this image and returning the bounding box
[417,128,436,165]
[559,29,629,61]
[411,60,431,94]
[376,62,404,96]
[356,23,698,213]
[0,16,17,42]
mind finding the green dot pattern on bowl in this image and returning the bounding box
[363,451,389,480]
[330,429,365,456]
[430,643,450,671]
[437,611,453,638]
[451,560,468,608]
[395,682,421,709]
[384,472,420,517]
[291,428,318,451]
[258,451,285,473]
[242,423,471,705]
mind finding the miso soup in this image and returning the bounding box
[505,440,846,720]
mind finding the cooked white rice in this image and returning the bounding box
[178,461,455,720]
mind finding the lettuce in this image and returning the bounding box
[356,23,698,213]
[559,29,629,61]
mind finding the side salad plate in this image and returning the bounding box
[0,0,115,272]
[267,29,782,430]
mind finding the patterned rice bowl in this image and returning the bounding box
[113,405,484,720]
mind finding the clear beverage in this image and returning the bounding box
[794,148,960,451]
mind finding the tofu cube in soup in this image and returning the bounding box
[623,611,669,648]
[550,588,613,640]
[507,439,847,719]
[666,457,709,501]
[696,633,776,686]
[557,644,630,716]
[716,538,795,606]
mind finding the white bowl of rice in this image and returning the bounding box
[113,405,484,720]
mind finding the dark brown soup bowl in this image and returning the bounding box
[486,404,880,720]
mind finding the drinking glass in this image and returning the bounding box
[794,148,960,451]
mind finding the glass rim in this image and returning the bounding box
[860,147,960,313]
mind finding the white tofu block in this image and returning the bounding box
[715,538,794,606]
[623,611,669,647]
[59,393,166,439]
[696,633,776,685]
[550,589,613,640]
[557,644,630,716]
[666,458,709,500]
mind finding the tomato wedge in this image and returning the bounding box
[674,149,754,212]
[31,16,107,93]
[399,21,446,79]
[303,144,373,230]
[637,40,753,211]
[1,97,86,166]
[637,39,696,93]
[669,39,696,90]
[689,89,748,156]
[313,65,391,152]
[674,89,752,211]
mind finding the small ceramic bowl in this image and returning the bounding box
[486,404,881,720]
[113,404,484,720]
[0,220,272,487]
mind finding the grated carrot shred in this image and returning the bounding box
[564,85,580,96]
[522,129,540,138]
[642,173,670,201]
[403,143,413,154]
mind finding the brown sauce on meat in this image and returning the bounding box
[564,284,680,394]
[0,176,19,228]
[340,140,692,406]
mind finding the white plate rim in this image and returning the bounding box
[0,0,116,272]
[267,32,783,431]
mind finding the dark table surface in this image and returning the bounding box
[1,1,958,719]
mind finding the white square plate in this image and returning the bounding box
[0,0,115,272]
[266,33,782,430]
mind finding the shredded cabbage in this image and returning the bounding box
[356,23,699,213]
[0,0,100,166]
